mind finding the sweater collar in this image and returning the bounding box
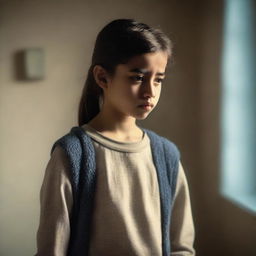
[81,124,150,153]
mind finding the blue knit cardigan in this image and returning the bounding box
[51,126,180,256]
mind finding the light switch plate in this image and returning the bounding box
[24,48,44,80]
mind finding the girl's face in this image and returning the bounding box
[103,51,168,120]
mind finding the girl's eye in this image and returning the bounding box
[130,76,164,84]
[130,76,144,82]
[155,78,164,84]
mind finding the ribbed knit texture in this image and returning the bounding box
[51,126,180,256]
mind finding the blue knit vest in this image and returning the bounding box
[51,126,180,256]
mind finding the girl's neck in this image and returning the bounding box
[86,111,143,142]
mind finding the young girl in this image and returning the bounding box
[35,19,195,256]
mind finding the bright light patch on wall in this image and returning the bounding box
[221,0,256,214]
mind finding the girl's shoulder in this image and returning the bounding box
[141,127,181,163]
[142,127,180,151]
[50,126,94,161]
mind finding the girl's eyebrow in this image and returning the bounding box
[129,68,165,76]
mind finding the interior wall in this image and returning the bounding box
[198,1,256,256]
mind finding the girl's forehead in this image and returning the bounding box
[118,51,168,73]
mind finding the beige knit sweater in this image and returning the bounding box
[35,124,195,256]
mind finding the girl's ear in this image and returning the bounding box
[93,65,109,90]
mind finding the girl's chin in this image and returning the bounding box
[134,112,151,120]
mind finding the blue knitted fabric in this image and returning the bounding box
[51,126,180,256]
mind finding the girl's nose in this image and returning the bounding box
[142,80,155,98]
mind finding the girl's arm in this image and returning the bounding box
[35,146,73,256]
[170,161,196,256]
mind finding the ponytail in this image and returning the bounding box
[78,66,103,126]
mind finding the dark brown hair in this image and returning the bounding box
[78,19,173,126]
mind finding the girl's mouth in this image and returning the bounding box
[138,104,153,110]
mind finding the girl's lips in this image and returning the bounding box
[138,104,153,110]
[138,102,154,107]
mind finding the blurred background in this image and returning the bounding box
[0,0,256,255]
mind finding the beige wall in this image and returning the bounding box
[198,1,256,256]
[1,0,255,255]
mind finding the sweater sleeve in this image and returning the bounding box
[35,146,73,256]
[170,161,196,256]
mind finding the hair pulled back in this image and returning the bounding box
[78,19,173,126]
